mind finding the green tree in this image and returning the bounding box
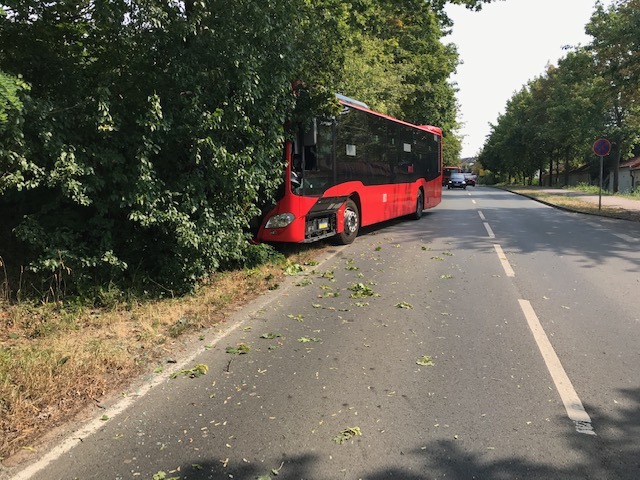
[0,0,303,295]
[442,132,463,166]
[480,0,640,188]
[586,0,640,191]
[480,86,538,183]
[522,50,604,187]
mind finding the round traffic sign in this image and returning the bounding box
[593,138,611,156]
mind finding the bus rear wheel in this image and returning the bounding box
[336,199,359,245]
[412,190,424,220]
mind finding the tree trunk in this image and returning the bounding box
[612,142,621,193]
[539,163,544,186]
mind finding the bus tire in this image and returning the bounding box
[412,190,424,220]
[336,199,359,245]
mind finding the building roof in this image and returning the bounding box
[568,164,591,174]
[620,156,640,169]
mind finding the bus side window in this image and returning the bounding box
[304,145,317,171]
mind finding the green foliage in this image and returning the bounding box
[328,0,462,136]
[0,0,301,295]
[0,71,35,194]
[241,244,285,270]
[0,71,25,128]
[482,0,640,188]
[570,182,601,195]
[586,0,640,191]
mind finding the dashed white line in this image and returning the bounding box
[479,208,494,238]
[493,244,515,277]
[612,233,638,242]
[484,222,496,239]
[518,299,596,436]
[477,198,595,436]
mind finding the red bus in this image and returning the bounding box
[442,166,462,186]
[255,95,442,244]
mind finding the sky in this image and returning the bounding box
[445,0,614,159]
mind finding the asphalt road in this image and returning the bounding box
[8,187,640,480]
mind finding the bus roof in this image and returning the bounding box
[336,96,442,137]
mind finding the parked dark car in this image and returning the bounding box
[447,172,467,189]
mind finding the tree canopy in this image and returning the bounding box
[480,0,639,189]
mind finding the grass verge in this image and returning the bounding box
[0,245,323,463]
[504,186,640,223]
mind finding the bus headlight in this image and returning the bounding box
[265,213,295,229]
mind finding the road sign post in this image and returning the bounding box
[593,139,611,210]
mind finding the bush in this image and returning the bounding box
[0,1,302,297]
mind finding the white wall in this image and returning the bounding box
[610,168,634,193]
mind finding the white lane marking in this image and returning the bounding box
[478,210,486,221]
[493,244,515,277]
[484,222,496,239]
[518,299,596,436]
[472,199,477,204]
[612,233,638,242]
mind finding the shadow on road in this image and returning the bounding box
[174,386,639,479]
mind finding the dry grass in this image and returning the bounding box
[0,245,323,461]
[505,186,640,223]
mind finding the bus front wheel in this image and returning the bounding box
[337,199,359,245]
[412,190,424,220]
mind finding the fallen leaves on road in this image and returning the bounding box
[256,461,285,478]
[319,270,335,280]
[395,302,413,309]
[152,471,180,480]
[416,355,434,367]
[260,333,282,339]
[225,344,250,355]
[284,263,305,275]
[298,337,321,343]
[171,363,209,378]
[348,283,379,298]
[333,426,362,444]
